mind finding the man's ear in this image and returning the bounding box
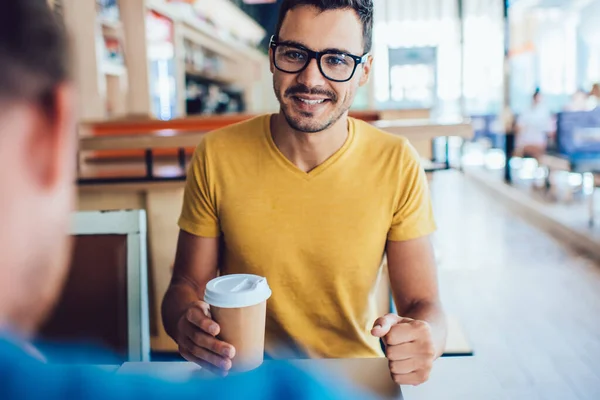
[358,55,373,87]
[28,83,77,190]
[269,47,275,74]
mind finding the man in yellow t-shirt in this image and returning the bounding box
[162,0,447,386]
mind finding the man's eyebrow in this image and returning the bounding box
[277,39,356,55]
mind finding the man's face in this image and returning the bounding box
[271,6,372,133]
[0,85,76,335]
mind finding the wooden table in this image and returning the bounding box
[116,357,505,399]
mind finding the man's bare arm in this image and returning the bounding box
[161,230,235,374]
[386,236,447,357]
[161,230,220,341]
[372,236,447,385]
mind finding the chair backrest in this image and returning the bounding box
[39,210,150,362]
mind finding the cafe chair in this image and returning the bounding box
[39,210,151,363]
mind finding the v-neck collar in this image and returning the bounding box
[263,114,356,181]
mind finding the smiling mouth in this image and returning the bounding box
[297,98,326,105]
[291,95,332,105]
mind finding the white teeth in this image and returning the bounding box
[298,98,325,105]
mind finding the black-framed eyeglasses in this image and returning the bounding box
[269,35,369,83]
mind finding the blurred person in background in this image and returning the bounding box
[589,83,599,110]
[0,1,373,399]
[564,89,589,112]
[515,88,555,159]
[163,0,446,387]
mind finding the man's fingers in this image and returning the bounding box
[198,316,221,337]
[187,300,212,318]
[371,314,403,337]
[183,325,236,359]
[389,356,432,374]
[385,341,419,360]
[181,337,232,371]
[390,369,431,386]
[179,316,236,358]
[180,346,228,377]
[385,323,419,346]
[389,359,417,375]
[186,307,220,336]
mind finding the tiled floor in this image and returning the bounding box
[430,170,600,399]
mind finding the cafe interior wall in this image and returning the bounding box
[508,0,600,113]
[371,0,504,118]
[578,0,600,89]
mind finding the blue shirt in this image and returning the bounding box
[0,337,376,400]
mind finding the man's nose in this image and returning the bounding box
[296,58,327,88]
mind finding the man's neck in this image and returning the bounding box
[270,113,349,173]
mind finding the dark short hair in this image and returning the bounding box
[0,0,70,113]
[274,0,374,54]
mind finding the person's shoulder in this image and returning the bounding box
[202,114,269,151]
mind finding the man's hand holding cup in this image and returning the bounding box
[177,275,272,375]
[176,300,236,376]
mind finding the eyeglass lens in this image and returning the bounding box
[274,45,356,81]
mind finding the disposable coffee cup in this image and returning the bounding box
[204,274,272,372]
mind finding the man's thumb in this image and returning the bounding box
[371,314,402,337]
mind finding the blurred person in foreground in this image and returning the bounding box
[163,0,447,386]
[515,88,555,159]
[0,1,373,399]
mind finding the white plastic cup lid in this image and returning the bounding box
[204,274,272,309]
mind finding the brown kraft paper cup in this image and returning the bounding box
[204,274,272,373]
[211,300,267,372]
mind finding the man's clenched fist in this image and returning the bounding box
[371,313,437,386]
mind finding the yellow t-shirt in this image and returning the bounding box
[179,114,436,359]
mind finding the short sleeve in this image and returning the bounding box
[178,139,221,237]
[387,142,437,241]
